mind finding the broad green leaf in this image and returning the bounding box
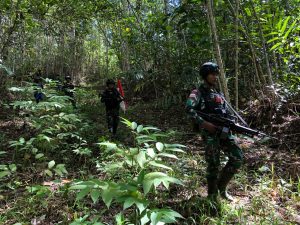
[76,188,90,201]
[98,142,117,150]
[102,189,114,208]
[147,148,156,158]
[123,197,135,210]
[156,142,164,151]
[19,137,25,144]
[143,180,153,195]
[131,122,138,130]
[157,153,178,159]
[44,169,53,177]
[0,171,10,178]
[149,161,172,171]
[48,160,55,169]
[0,151,6,155]
[35,153,44,159]
[69,184,88,190]
[91,189,101,203]
[137,125,144,133]
[54,168,63,176]
[136,151,147,168]
[9,164,17,172]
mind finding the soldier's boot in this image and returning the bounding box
[207,179,221,216]
[217,167,235,202]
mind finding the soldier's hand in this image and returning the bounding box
[201,121,217,134]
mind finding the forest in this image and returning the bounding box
[0,0,299,224]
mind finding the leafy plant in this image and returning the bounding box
[70,119,185,225]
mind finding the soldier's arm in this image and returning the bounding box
[186,89,217,133]
[115,89,124,102]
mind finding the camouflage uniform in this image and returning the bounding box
[62,80,76,108]
[101,87,123,135]
[33,71,44,103]
[186,83,243,199]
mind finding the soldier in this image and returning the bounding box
[186,62,243,202]
[62,75,76,108]
[33,69,44,103]
[100,79,123,136]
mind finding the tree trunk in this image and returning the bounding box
[234,0,240,110]
[250,0,273,85]
[207,0,230,102]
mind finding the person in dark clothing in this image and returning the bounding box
[62,75,76,108]
[186,62,243,204]
[33,69,44,103]
[101,79,123,135]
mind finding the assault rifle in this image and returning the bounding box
[196,111,271,139]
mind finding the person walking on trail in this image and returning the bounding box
[62,75,76,108]
[186,62,243,203]
[100,79,123,136]
[33,69,44,103]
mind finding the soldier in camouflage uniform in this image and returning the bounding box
[62,75,76,108]
[186,62,243,202]
[101,79,123,136]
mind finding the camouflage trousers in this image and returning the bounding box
[203,133,243,181]
[106,108,120,135]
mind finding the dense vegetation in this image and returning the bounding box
[0,0,299,224]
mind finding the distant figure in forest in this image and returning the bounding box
[33,69,44,103]
[62,75,76,108]
[100,79,123,136]
[186,62,243,206]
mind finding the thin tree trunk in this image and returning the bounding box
[225,0,266,88]
[234,0,240,110]
[207,0,230,102]
[250,0,273,85]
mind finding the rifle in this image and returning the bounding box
[196,111,273,139]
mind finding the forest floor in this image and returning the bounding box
[0,92,300,225]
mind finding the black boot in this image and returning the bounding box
[207,179,218,199]
[217,166,236,202]
[207,179,221,216]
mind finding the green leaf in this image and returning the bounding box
[9,164,17,172]
[270,42,282,51]
[149,161,173,171]
[123,197,135,210]
[155,142,164,151]
[131,122,138,130]
[98,141,117,150]
[280,16,290,34]
[69,184,88,190]
[91,189,101,203]
[0,171,10,178]
[157,153,178,159]
[35,153,44,159]
[0,151,6,156]
[267,37,280,44]
[147,148,156,158]
[44,169,53,177]
[283,19,297,39]
[136,151,147,168]
[102,189,114,208]
[48,160,55,169]
[137,125,143,133]
[19,137,25,144]
[76,188,90,201]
